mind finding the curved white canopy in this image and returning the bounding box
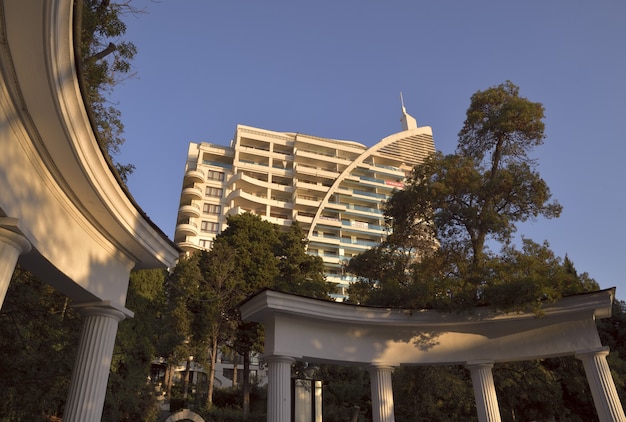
[241,289,614,366]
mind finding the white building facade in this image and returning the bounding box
[174,106,435,298]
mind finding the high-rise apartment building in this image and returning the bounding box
[174,105,435,299]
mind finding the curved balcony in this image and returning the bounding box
[181,185,203,200]
[227,188,267,205]
[177,241,204,254]
[175,221,198,237]
[178,203,201,218]
[184,169,205,183]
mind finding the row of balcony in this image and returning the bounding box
[309,235,381,248]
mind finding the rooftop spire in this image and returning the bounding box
[400,92,418,131]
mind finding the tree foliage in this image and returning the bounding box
[0,268,80,421]
[76,0,138,181]
[166,213,333,411]
[348,81,589,313]
[103,269,169,422]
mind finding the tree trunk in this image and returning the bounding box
[206,336,219,407]
[243,351,250,414]
[182,358,192,400]
[232,354,238,387]
[165,362,173,403]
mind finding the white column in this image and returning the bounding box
[265,355,295,422]
[467,361,501,422]
[64,304,128,422]
[0,227,31,308]
[576,347,626,422]
[367,365,395,422]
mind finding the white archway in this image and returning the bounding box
[240,288,625,422]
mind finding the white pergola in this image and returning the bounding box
[0,1,179,421]
[240,289,626,422]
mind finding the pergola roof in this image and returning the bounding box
[240,288,614,366]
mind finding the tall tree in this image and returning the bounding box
[208,214,332,412]
[351,81,568,311]
[164,254,202,402]
[214,213,282,414]
[194,244,239,407]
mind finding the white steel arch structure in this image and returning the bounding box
[240,288,626,422]
[0,1,179,420]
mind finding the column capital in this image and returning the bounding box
[0,225,32,308]
[576,346,610,359]
[0,226,31,254]
[71,300,133,320]
[466,360,495,368]
[263,355,296,365]
[367,364,396,372]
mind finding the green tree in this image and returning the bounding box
[194,244,239,407]
[316,365,371,421]
[275,222,333,299]
[350,81,570,312]
[214,213,283,413]
[393,366,476,421]
[0,267,80,422]
[75,0,138,181]
[164,254,202,402]
[163,214,332,412]
[103,269,169,422]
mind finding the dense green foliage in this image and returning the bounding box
[102,269,170,422]
[0,268,80,422]
[166,214,333,412]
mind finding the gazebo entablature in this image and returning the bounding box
[240,288,626,422]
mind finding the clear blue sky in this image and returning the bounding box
[112,1,626,296]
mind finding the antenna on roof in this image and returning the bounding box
[400,92,417,131]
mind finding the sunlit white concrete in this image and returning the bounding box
[467,361,501,422]
[368,365,395,422]
[265,355,296,422]
[64,304,129,422]
[241,288,623,422]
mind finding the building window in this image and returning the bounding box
[206,187,223,197]
[203,203,222,215]
[207,170,225,181]
[201,221,220,233]
[199,239,213,249]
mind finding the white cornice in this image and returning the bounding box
[241,289,614,328]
